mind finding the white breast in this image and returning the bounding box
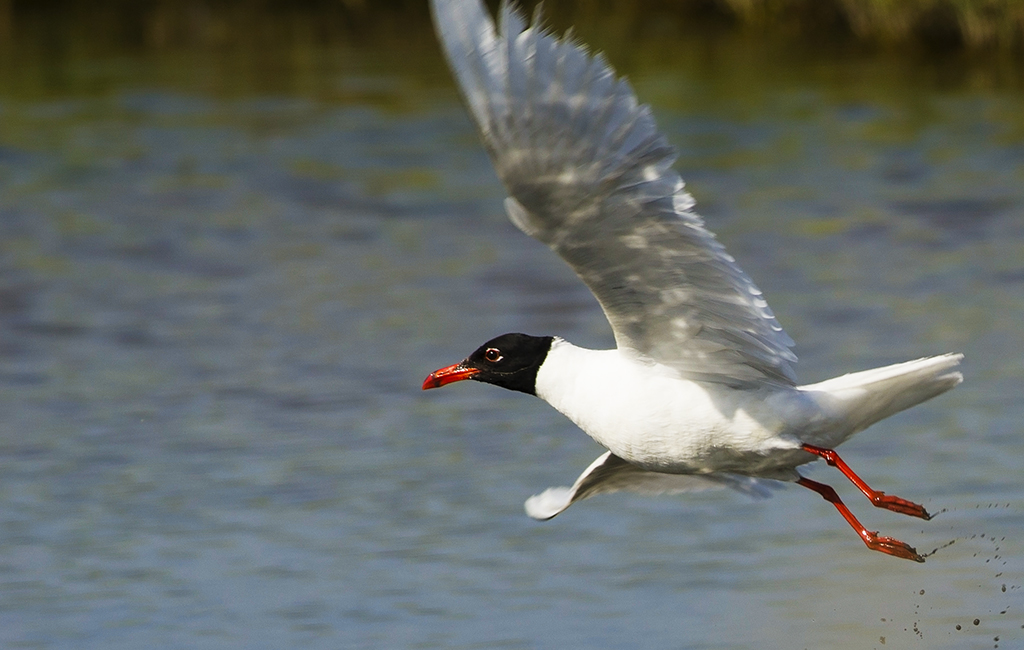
[534,339,805,473]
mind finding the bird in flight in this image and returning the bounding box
[423,0,963,562]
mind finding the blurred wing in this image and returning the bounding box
[430,0,797,386]
[525,451,772,520]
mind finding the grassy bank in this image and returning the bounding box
[521,0,1024,52]
[0,0,1022,54]
[711,0,1024,51]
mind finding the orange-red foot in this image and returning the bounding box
[863,530,926,563]
[800,444,932,521]
[870,492,932,520]
[797,476,927,563]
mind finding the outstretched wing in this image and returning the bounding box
[430,0,797,386]
[525,451,772,520]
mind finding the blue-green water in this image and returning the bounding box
[0,15,1022,650]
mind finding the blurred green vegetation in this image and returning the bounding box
[0,0,1021,100]
[1,0,1023,51]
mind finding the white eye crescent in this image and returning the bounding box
[484,348,502,362]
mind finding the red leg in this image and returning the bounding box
[797,477,925,562]
[801,444,931,520]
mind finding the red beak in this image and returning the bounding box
[422,362,480,390]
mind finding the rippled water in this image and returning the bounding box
[1,13,1022,650]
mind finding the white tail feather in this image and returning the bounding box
[801,353,963,444]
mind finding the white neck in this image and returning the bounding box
[534,340,654,449]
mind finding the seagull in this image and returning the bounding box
[422,0,963,562]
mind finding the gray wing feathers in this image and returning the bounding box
[525,451,772,520]
[432,0,797,386]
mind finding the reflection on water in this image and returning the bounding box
[0,9,1023,650]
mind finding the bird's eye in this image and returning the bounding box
[484,348,502,362]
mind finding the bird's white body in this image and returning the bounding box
[536,339,962,482]
[536,339,804,477]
